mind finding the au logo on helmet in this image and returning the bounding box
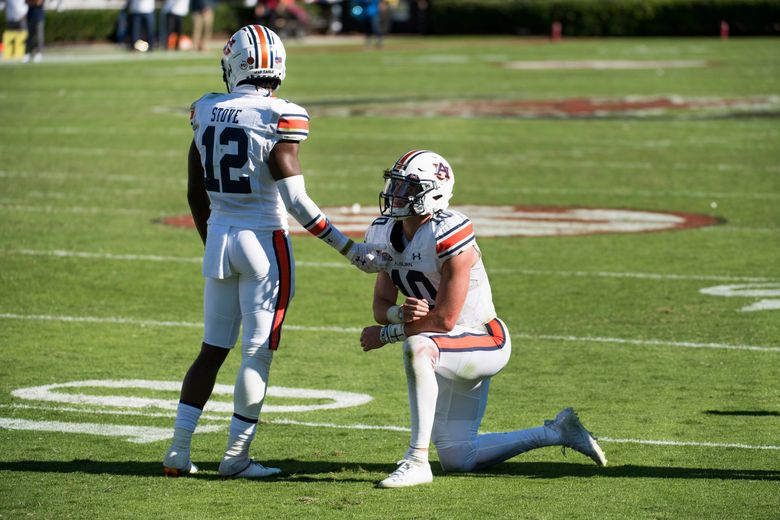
[433,162,450,181]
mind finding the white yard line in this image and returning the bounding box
[598,437,780,451]
[0,312,777,352]
[0,405,776,451]
[514,333,780,353]
[5,249,778,283]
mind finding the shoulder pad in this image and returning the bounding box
[433,211,475,260]
[363,216,393,245]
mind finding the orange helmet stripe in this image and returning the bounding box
[254,24,269,69]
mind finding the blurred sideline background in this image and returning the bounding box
[1,0,779,63]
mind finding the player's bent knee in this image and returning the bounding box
[436,442,478,473]
[403,335,439,365]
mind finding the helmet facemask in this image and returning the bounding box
[379,171,439,219]
[379,150,455,219]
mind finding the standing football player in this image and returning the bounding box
[359,150,607,488]
[163,25,388,479]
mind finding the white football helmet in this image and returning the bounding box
[221,25,286,92]
[380,150,455,219]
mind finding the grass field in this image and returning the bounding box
[0,35,779,519]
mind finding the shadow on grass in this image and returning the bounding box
[0,459,778,482]
[470,462,780,481]
[704,410,780,417]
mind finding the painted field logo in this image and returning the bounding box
[161,206,720,237]
[0,380,374,443]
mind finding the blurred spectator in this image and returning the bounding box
[116,1,129,46]
[309,0,341,35]
[414,0,428,34]
[380,0,394,38]
[2,0,27,61]
[24,0,44,62]
[191,0,216,52]
[163,0,189,50]
[275,0,309,38]
[361,0,382,48]
[250,0,279,30]
[4,0,28,30]
[128,0,156,51]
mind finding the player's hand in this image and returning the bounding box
[401,298,429,322]
[360,325,384,351]
[346,242,393,273]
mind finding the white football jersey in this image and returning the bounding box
[190,85,310,232]
[364,210,497,329]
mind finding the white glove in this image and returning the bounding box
[345,242,393,273]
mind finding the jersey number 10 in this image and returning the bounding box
[201,125,251,194]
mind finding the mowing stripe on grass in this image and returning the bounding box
[5,249,778,283]
[1,406,778,451]
[1,312,777,352]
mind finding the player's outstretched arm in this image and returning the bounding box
[269,141,390,273]
[187,139,210,245]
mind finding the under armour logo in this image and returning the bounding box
[412,253,421,261]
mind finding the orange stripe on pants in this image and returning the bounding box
[270,230,291,350]
[430,319,506,352]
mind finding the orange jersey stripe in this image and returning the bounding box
[278,119,310,131]
[436,223,474,254]
[306,216,329,236]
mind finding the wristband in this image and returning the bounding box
[386,305,404,324]
[379,323,406,344]
[339,238,355,256]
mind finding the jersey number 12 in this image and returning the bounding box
[201,125,251,194]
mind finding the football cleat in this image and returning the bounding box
[546,407,607,466]
[378,459,433,488]
[162,449,199,477]
[219,458,282,479]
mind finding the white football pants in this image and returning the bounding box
[202,227,294,354]
[202,227,294,420]
[404,318,561,471]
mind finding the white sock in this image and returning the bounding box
[405,447,429,463]
[223,414,258,461]
[404,337,439,458]
[474,425,562,469]
[170,401,203,452]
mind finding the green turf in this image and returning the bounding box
[0,36,778,519]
